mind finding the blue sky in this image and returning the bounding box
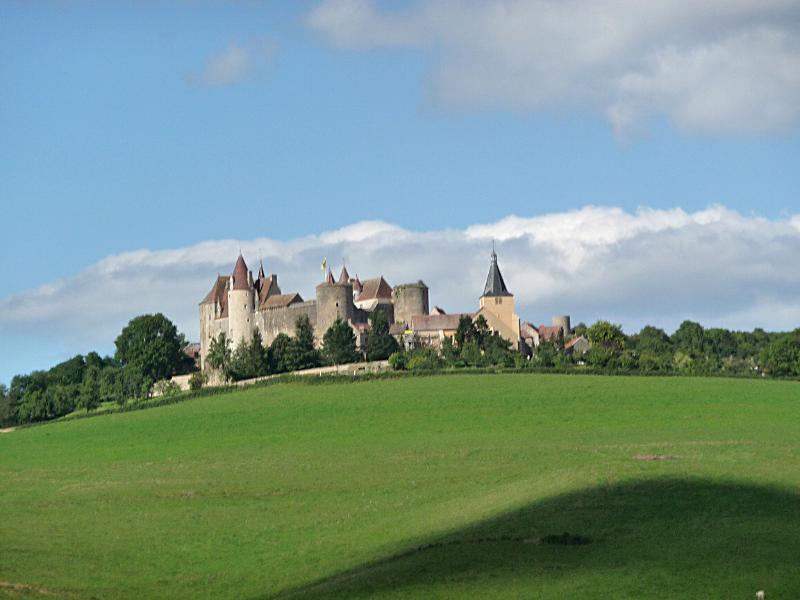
[1,1,799,384]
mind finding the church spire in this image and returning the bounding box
[482,248,511,297]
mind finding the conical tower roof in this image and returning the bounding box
[325,268,335,284]
[482,250,511,297]
[231,254,251,290]
[338,265,350,283]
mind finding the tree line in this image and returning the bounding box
[386,318,800,378]
[207,311,400,382]
[0,314,195,426]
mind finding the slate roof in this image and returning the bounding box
[338,266,350,283]
[482,251,512,297]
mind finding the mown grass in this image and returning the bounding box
[1,374,799,599]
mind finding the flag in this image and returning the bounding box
[320,258,327,272]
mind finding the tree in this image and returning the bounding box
[78,365,101,412]
[98,367,119,404]
[366,310,399,361]
[760,331,800,377]
[672,320,705,356]
[587,321,625,353]
[269,333,292,374]
[455,315,476,348]
[188,371,207,391]
[114,314,190,383]
[287,315,321,371]
[573,322,588,337]
[703,328,738,359]
[207,333,232,378]
[228,330,269,381]
[322,318,359,365]
[0,383,9,425]
[633,326,673,355]
[474,315,490,348]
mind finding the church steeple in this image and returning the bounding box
[482,249,511,297]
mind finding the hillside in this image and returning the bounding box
[1,374,799,599]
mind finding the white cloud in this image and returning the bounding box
[307,0,800,135]
[2,205,800,364]
[186,39,276,87]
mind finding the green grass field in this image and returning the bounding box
[1,374,799,599]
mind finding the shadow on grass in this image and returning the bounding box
[265,478,800,600]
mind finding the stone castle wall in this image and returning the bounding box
[255,301,318,346]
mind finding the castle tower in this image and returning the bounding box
[227,254,256,348]
[316,268,354,343]
[477,249,521,349]
[392,281,429,324]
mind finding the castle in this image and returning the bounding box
[199,256,429,369]
[199,250,569,370]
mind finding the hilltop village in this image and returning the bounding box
[199,251,583,371]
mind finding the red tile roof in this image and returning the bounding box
[231,255,250,290]
[357,277,392,302]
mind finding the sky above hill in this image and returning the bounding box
[1,0,799,384]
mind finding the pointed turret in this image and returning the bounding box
[257,259,265,280]
[482,250,511,297]
[338,265,350,283]
[325,268,335,284]
[231,254,251,290]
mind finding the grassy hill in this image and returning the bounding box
[1,374,799,599]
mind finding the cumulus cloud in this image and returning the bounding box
[2,205,800,365]
[186,39,276,87]
[307,0,800,135]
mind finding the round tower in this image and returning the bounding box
[315,279,354,342]
[392,281,429,324]
[551,315,571,336]
[228,255,256,348]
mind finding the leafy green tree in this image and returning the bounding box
[760,331,800,377]
[587,321,625,353]
[455,315,476,348]
[269,333,292,374]
[0,383,9,425]
[440,336,459,364]
[633,326,673,355]
[534,342,556,367]
[78,365,101,412]
[287,316,322,371]
[48,384,78,415]
[114,314,191,383]
[672,320,705,356]
[483,333,515,367]
[703,328,738,358]
[207,332,232,377]
[188,371,207,391]
[388,351,408,370]
[572,322,588,338]
[228,330,269,381]
[474,315,491,348]
[366,310,399,361]
[460,340,485,367]
[406,347,445,371]
[322,318,359,365]
[98,367,119,404]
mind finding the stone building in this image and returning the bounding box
[198,255,428,370]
